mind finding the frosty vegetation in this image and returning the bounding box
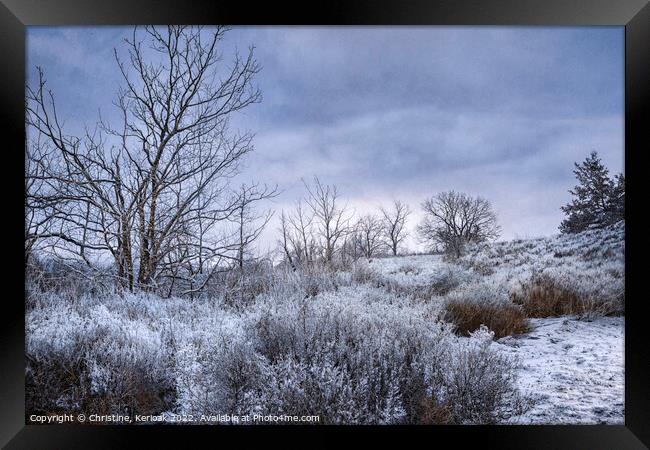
[26,265,528,424]
[25,26,625,425]
[25,221,624,424]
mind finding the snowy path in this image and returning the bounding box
[497,316,624,424]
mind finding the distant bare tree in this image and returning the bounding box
[278,211,296,269]
[26,26,261,293]
[278,198,319,268]
[340,233,361,265]
[354,214,385,258]
[418,191,500,258]
[380,200,411,256]
[304,177,352,264]
[288,200,317,264]
[231,183,277,270]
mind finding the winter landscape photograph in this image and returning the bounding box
[25,25,625,425]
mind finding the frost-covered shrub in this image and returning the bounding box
[265,264,345,300]
[222,270,272,307]
[248,291,441,423]
[26,307,90,414]
[427,265,473,296]
[171,284,524,424]
[210,262,276,307]
[173,288,435,423]
[174,329,263,416]
[443,281,528,338]
[26,265,526,425]
[25,257,113,309]
[26,292,175,416]
[257,356,365,422]
[456,248,496,276]
[436,326,527,424]
[350,260,380,285]
[394,263,422,276]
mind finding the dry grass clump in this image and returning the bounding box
[444,298,529,339]
[510,271,623,318]
[442,281,529,339]
[418,397,454,424]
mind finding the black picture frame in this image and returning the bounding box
[1,0,648,448]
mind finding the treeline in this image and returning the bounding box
[278,177,412,268]
[278,177,503,268]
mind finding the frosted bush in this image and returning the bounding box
[26,261,527,424]
[170,284,523,424]
[248,289,440,423]
[438,326,526,424]
[260,264,346,301]
[26,292,175,415]
[362,256,477,302]
[174,330,264,417]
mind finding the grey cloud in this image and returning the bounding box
[27,26,624,248]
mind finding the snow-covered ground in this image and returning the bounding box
[498,316,624,424]
[363,223,625,424]
[366,254,467,289]
[365,253,625,424]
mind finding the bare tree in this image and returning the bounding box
[286,199,316,264]
[418,191,500,258]
[303,177,352,264]
[277,199,318,267]
[340,232,361,265]
[26,26,262,293]
[380,200,411,256]
[278,211,296,270]
[231,183,277,270]
[354,214,385,258]
[25,134,61,268]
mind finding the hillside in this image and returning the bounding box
[364,222,625,423]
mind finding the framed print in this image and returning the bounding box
[1,0,648,448]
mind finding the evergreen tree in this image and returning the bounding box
[608,173,625,222]
[560,151,624,233]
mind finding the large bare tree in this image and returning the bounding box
[418,191,500,258]
[26,26,262,292]
[25,134,61,268]
[380,200,411,256]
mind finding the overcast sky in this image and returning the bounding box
[27,26,624,252]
